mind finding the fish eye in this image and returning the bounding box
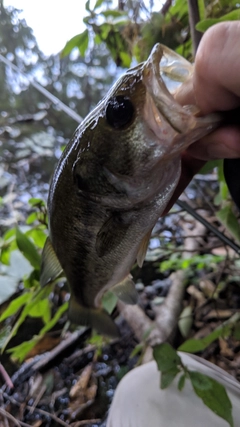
[106,96,134,129]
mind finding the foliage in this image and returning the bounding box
[0,198,68,361]
[1,1,240,424]
[178,313,240,353]
[153,343,233,427]
[159,253,224,274]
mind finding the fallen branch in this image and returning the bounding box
[118,212,208,362]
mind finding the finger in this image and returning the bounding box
[193,21,240,113]
[187,126,240,160]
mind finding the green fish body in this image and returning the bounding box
[40,44,220,336]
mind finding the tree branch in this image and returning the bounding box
[187,0,202,54]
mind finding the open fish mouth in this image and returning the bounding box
[142,43,221,153]
[142,44,198,135]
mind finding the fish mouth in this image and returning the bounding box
[142,43,195,135]
[142,44,221,154]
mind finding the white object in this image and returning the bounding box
[107,352,240,427]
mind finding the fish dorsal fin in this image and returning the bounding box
[40,237,63,287]
[96,212,130,257]
[137,229,152,268]
[111,274,138,305]
[68,296,119,337]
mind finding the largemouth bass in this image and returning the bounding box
[40,44,220,336]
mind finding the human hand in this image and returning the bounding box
[163,21,240,214]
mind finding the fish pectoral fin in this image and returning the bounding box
[137,229,152,268]
[40,237,63,287]
[96,212,130,257]
[68,296,119,337]
[111,275,138,305]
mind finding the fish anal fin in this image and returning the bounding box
[137,229,152,268]
[68,296,119,337]
[40,237,63,287]
[111,275,138,305]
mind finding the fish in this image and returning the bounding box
[40,44,221,336]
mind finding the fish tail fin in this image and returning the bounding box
[68,296,119,338]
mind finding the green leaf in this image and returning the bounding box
[130,343,143,359]
[98,23,111,40]
[161,366,180,389]
[189,371,233,427]
[197,0,205,20]
[85,0,90,11]
[178,306,193,338]
[233,322,240,340]
[119,51,131,68]
[101,9,127,18]
[199,159,221,175]
[28,198,45,207]
[28,298,51,324]
[153,343,181,372]
[189,371,212,390]
[178,338,206,353]
[0,326,12,349]
[217,205,240,243]
[0,229,17,265]
[6,302,68,362]
[16,228,41,269]
[3,228,16,241]
[178,374,186,391]
[178,321,233,353]
[94,0,105,9]
[196,9,240,32]
[167,0,188,20]
[61,29,89,58]
[39,302,68,335]
[26,212,38,224]
[7,338,39,363]
[0,293,31,322]
[102,291,118,314]
[94,33,102,44]
[1,286,52,351]
[26,228,47,249]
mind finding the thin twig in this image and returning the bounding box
[0,407,26,427]
[27,406,69,427]
[73,420,101,426]
[0,393,70,427]
[0,364,14,389]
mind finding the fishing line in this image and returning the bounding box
[177,200,240,255]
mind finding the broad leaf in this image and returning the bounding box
[178,320,233,353]
[7,338,39,363]
[101,10,127,18]
[61,29,89,58]
[153,343,181,372]
[16,228,41,269]
[161,366,180,389]
[189,371,233,427]
[0,293,30,322]
[94,0,105,9]
[196,9,240,32]
[217,205,240,243]
[178,374,186,391]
